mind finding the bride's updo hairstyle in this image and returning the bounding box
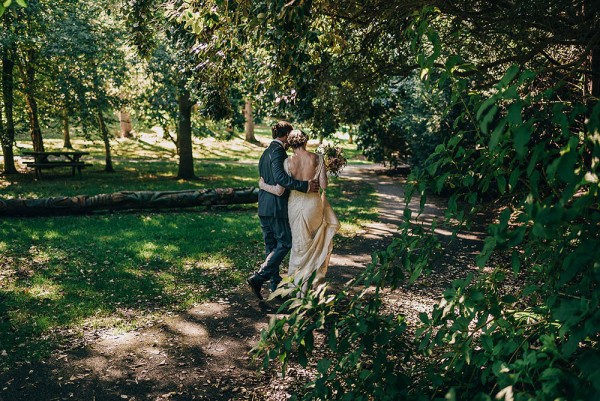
[287,129,309,149]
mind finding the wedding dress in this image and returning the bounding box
[261,154,340,294]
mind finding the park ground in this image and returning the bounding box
[0,132,486,401]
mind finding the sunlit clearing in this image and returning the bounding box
[137,242,159,259]
[28,246,52,264]
[162,244,179,256]
[42,230,61,240]
[29,280,63,301]
[338,221,365,236]
[167,315,209,337]
[182,254,234,271]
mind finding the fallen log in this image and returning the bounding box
[0,187,259,217]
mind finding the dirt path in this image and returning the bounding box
[0,164,484,401]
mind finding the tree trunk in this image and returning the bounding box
[22,50,44,152]
[0,187,259,216]
[97,109,115,172]
[177,88,195,179]
[590,42,600,98]
[62,107,73,149]
[244,98,256,142]
[118,110,133,138]
[585,0,600,98]
[1,43,18,174]
[163,124,179,153]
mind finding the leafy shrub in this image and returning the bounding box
[356,76,450,169]
[254,9,600,401]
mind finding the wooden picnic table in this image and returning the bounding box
[21,150,91,179]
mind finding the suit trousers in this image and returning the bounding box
[255,215,292,285]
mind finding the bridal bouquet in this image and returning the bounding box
[316,144,348,177]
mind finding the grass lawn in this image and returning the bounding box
[0,126,377,371]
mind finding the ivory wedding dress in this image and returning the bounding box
[285,154,340,294]
[260,153,340,294]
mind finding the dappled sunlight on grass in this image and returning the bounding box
[1,129,378,371]
[182,254,235,271]
[27,279,63,301]
[338,221,366,237]
[5,127,366,199]
[137,242,160,259]
[40,230,62,240]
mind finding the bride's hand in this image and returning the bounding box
[259,177,265,189]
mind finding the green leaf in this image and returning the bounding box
[489,118,506,149]
[2,0,11,8]
[476,237,496,268]
[498,65,520,88]
[298,351,308,367]
[546,156,561,180]
[557,148,577,184]
[527,144,544,176]
[15,0,25,5]
[481,335,493,352]
[532,221,547,238]
[445,55,463,70]
[507,102,523,124]
[418,331,431,351]
[512,124,532,158]
[480,105,499,134]
[497,174,506,194]
[509,226,526,247]
[462,174,474,187]
[445,388,457,401]
[518,69,537,84]
[508,167,520,191]
[510,256,525,280]
[317,358,331,374]
[476,97,496,121]
[436,172,450,193]
[576,351,600,390]
[501,294,517,303]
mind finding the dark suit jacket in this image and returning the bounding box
[258,140,308,218]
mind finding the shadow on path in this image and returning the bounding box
[0,163,487,401]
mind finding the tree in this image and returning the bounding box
[0,11,18,174]
[244,97,256,142]
[11,0,50,153]
[46,0,128,172]
[125,0,246,179]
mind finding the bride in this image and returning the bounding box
[259,129,340,295]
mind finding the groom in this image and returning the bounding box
[247,121,319,300]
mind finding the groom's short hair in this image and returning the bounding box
[272,121,293,139]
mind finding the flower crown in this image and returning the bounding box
[287,129,309,148]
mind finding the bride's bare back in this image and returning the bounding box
[287,150,319,181]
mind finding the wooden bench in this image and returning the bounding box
[21,150,91,179]
[23,161,90,177]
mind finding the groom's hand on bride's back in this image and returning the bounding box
[308,180,320,193]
